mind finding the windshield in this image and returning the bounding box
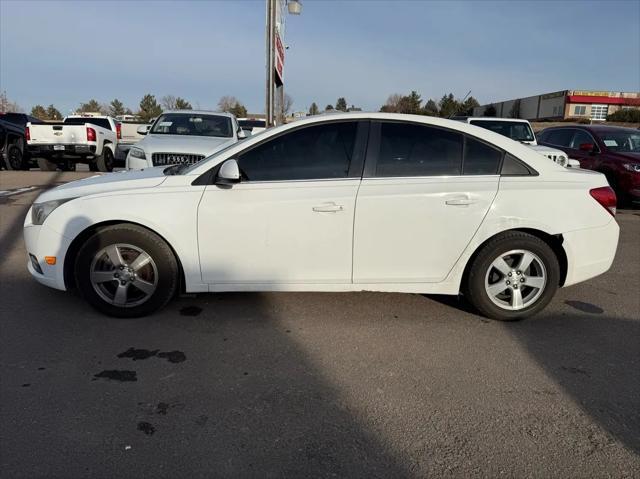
[150,113,232,138]
[599,131,640,153]
[470,120,535,142]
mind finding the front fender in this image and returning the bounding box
[42,187,207,292]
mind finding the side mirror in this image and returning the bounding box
[579,142,595,152]
[237,128,247,140]
[216,159,241,185]
[567,159,581,168]
[137,125,151,135]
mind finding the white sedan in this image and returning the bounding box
[24,113,619,320]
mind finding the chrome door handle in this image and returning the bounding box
[445,197,476,206]
[312,202,344,213]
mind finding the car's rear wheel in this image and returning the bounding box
[37,157,58,171]
[464,232,559,321]
[74,224,179,317]
[96,147,114,172]
[5,144,24,170]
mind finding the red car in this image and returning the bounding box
[538,125,640,205]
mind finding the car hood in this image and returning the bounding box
[529,144,566,155]
[136,134,236,156]
[35,167,168,203]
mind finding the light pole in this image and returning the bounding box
[265,0,302,127]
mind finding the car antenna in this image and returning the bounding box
[448,90,472,119]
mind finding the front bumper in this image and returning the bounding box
[562,219,620,287]
[24,212,71,291]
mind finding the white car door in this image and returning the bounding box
[353,121,501,284]
[198,120,367,286]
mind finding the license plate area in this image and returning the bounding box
[53,145,65,151]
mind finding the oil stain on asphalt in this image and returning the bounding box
[137,422,155,435]
[117,347,186,363]
[93,370,137,382]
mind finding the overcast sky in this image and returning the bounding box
[1,0,639,114]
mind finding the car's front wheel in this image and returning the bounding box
[464,232,560,321]
[74,224,179,317]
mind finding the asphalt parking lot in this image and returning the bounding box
[1,171,639,478]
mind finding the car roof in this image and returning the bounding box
[163,110,235,118]
[540,124,640,134]
[464,117,530,123]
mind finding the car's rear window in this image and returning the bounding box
[64,117,112,130]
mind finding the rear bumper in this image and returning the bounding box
[28,143,96,157]
[562,219,619,287]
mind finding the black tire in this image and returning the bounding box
[74,224,179,318]
[96,147,114,172]
[37,157,58,171]
[89,161,99,172]
[5,144,24,170]
[60,159,77,172]
[463,232,560,321]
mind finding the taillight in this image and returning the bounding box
[86,127,96,142]
[589,186,617,217]
[116,122,122,140]
[25,126,30,141]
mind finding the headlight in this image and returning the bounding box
[556,155,568,167]
[129,147,146,160]
[32,199,74,225]
[622,163,640,173]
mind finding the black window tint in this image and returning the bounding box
[64,118,112,130]
[238,121,357,181]
[537,130,549,142]
[376,123,462,177]
[569,130,593,149]
[463,137,503,175]
[547,129,573,147]
[501,153,531,175]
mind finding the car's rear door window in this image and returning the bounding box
[237,121,358,181]
[546,129,574,147]
[463,137,503,175]
[375,123,463,177]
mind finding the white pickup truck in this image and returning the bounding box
[27,115,120,171]
[455,117,579,168]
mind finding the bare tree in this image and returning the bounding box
[283,93,294,115]
[0,90,22,113]
[218,96,241,113]
[380,93,403,113]
[162,95,177,110]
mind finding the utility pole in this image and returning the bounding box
[265,0,301,127]
[265,0,276,127]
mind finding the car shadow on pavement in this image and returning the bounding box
[0,280,413,478]
[0,171,63,265]
[505,312,640,456]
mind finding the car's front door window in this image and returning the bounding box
[237,122,358,181]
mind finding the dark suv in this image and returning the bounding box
[538,125,640,205]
